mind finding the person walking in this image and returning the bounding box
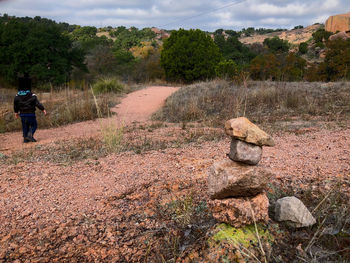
[14,75,47,143]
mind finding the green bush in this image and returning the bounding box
[215,60,239,79]
[92,77,124,94]
[299,42,308,54]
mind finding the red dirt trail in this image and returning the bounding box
[0,86,179,154]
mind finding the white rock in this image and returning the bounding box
[275,196,316,228]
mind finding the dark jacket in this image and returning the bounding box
[14,92,45,114]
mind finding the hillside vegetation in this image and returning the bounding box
[1,14,350,91]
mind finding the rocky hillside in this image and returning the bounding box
[239,24,322,45]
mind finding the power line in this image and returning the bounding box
[159,0,247,29]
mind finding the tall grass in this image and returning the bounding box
[92,77,124,94]
[153,80,350,126]
[91,86,124,152]
[0,88,116,133]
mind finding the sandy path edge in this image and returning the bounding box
[0,86,180,153]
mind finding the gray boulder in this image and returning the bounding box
[275,196,316,228]
[228,139,262,165]
[208,159,273,199]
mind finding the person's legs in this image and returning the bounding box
[20,116,30,143]
[27,116,38,142]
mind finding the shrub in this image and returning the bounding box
[154,80,350,125]
[92,77,124,94]
[215,60,239,79]
[299,42,308,54]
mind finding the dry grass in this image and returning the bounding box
[5,124,224,164]
[0,88,120,133]
[153,80,350,127]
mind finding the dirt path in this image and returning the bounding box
[0,86,179,153]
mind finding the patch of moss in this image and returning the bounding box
[210,223,273,248]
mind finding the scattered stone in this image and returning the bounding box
[224,117,275,147]
[274,196,316,228]
[208,193,269,228]
[228,139,262,165]
[208,159,272,199]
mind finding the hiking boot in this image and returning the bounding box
[29,137,37,142]
[23,137,31,143]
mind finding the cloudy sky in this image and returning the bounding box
[0,0,348,31]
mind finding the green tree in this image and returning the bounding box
[160,29,222,82]
[263,36,289,53]
[214,34,256,65]
[312,29,332,48]
[71,26,111,51]
[0,19,86,85]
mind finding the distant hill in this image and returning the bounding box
[239,24,323,46]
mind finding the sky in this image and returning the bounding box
[0,0,348,31]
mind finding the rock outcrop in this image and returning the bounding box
[325,12,350,33]
[239,24,322,45]
[329,31,349,41]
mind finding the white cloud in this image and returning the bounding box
[0,0,349,30]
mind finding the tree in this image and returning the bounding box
[294,25,304,29]
[214,35,256,65]
[280,53,307,81]
[85,45,118,77]
[312,29,332,48]
[71,26,111,52]
[160,29,222,82]
[323,38,350,80]
[249,53,280,80]
[215,60,239,79]
[263,36,289,53]
[0,19,86,85]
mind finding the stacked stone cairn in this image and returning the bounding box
[208,117,275,227]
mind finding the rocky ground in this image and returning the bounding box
[0,123,349,262]
[0,85,349,262]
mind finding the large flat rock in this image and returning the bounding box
[224,117,274,147]
[208,159,272,199]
